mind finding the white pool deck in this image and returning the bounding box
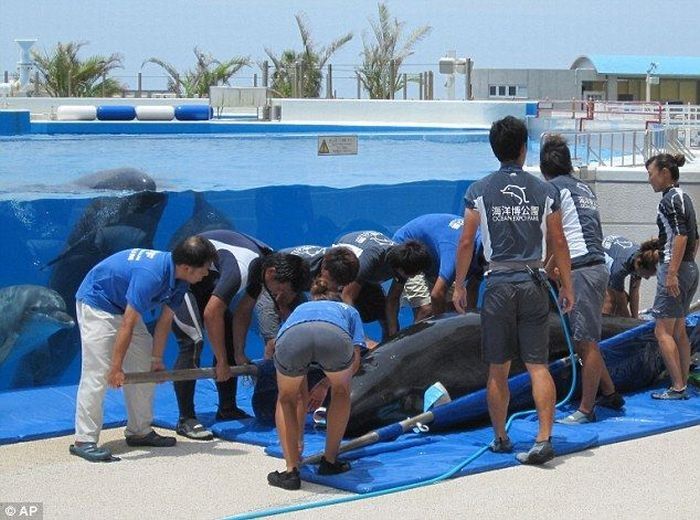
[0,422,697,520]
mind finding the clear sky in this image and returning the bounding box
[2,0,699,96]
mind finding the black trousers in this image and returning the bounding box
[172,291,239,420]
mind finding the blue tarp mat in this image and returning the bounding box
[259,384,700,493]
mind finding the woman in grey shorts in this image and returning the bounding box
[268,279,366,490]
[647,153,699,400]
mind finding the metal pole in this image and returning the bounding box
[253,73,258,87]
[137,72,142,98]
[418,72,423,100]
[101,74,106,97]
[356,72,361,99]
[327,64,333,99]
[428,71,434,100]
[262,60,269,88]
[295,62,302,98]
[402,73,407,100]
[67,74,71,97]
[123,364,259,385]
[3,71,8,83]
[35,71,40,95]
[389,59,396,100]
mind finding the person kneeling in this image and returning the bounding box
[268,279,365,490]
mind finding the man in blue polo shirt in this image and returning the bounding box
[392,213,484,323]
[453,116,574,465]
[70,236,217,462]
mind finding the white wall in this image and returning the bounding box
[273,99,529,127]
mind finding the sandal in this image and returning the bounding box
[69,442,117,462]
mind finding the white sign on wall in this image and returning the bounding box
[317,135,358,156]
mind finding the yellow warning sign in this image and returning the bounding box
[318,139,330,154]
[317,135,358,156]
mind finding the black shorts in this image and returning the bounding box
[354,282,387,323]
[481,278,549,364]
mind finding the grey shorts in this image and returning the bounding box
[273,321,355,377]
[481,277,550,364]
[652,261,699,319]
[569,263,608,342]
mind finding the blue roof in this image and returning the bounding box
[571,55,700,77]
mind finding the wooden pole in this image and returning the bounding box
[123,364,259,385]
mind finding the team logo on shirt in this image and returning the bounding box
[128,249,157,261]
[448,218,464,230]
[603,235,633,249]
[355,231,394,246]
[500,185,530,205]
[290,245,324,256]
[577,182,594,198]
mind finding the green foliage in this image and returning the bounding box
[143,47,250,98]
[265,13,353,98]
[31,41,124,97]
[358,3,432,99]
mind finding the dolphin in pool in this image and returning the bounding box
[251,312,676,437]
[0,285,75,390]
[47,190,167,317]
[167,192,234,249]
[73,167,156,192]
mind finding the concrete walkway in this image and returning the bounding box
[0,424,697,519]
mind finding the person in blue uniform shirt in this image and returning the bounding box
[70,236,217,462]
[646,153,698,400]
[392,213,485,328]
[602,235,659,318]
[267,278,366,490]
[453,116,574,465]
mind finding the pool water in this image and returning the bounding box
[0,132,497,196]
[1,130,495,390]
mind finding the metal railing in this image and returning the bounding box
[540,126,695,168]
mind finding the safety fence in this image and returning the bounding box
[539,126,695,168]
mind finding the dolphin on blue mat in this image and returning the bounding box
[344,312,666,436]
[0,285,75,390]
[73,167,156,192]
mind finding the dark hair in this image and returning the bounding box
[310,278,342,301]
[386,240,432,277]
[262,252,310,293]
[539,134,573,179]
[636,238,660,272]
[322,246,359,285]
[645,153,686,182]
[172,236,218,267]
[489,116,528,162]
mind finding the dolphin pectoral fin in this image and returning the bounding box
[0,333,19,364]
[43,233,98,270]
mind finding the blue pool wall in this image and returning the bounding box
[0,179,473,391]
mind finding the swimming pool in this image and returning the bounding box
[0,132,498,195]
[1,130,503,391]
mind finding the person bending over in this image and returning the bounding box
[268,279,365,490]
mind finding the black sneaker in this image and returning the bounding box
[215,407,251,421]
[267,468,301,490]
[489,436,513,453]
[318,456,351,475]
[516,439,555,465]
[596,391,625,410]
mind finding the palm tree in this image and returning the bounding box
[143,47,250,98]
[31,41,124,97]
[358,3,432,99]
[265,13,353,98]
